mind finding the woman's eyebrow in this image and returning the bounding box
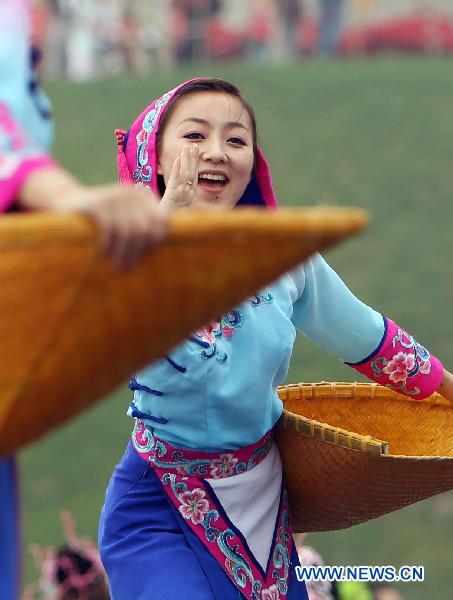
[178,117,249,130]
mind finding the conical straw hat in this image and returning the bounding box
[276,381,453,532]
[0,207,366,455]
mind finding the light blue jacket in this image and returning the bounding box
[129,253,384,451]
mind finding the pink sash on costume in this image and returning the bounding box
[132,420,292,600]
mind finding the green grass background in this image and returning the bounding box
[20,58,453,598]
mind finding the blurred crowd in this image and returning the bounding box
[31,0,453,81]
[23,516,404,600]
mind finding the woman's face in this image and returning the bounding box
[157,91,255,209]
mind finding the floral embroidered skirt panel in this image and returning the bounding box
[99,427,308,600]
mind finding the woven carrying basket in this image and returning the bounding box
[0,206,367,456]
[276,381,453,533]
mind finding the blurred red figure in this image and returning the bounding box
[172,0,221,61]
[247,0,276,60]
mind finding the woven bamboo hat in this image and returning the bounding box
[276,381,453,533]
[0,207,366,456]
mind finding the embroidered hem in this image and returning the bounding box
[132,421,292,599]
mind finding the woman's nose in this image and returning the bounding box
[200,138,227,163]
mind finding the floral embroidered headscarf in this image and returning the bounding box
[115,78,278,209]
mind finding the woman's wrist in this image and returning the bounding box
[438,369,453,402]
[159,193,174,210]
[159,191,186,211]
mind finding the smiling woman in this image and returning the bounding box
[100,78,452,600]
[115,78,274,210]
[156,90,255,209]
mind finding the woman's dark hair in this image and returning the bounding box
[156,78,259,195]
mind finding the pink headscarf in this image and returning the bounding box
[115,78,278,209]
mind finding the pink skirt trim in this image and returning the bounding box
[132,421,292,600]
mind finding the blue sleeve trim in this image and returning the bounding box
[129,377,164,396]
[165,356,187,373]
[345,315,388,366]
[129,401,168,424]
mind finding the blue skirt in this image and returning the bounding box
[99,441,308,600]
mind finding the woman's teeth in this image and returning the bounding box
[198,174,227,183]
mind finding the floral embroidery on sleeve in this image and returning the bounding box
[371,329,432,395]
[350,317,444,400]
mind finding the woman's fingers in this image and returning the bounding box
[161,144,199,210]
[109,190,168,268]
[105,205,133,269]
[66,184,168,269]
[189,145,199,191]
[140,193,168,245]
[180,145,194,188]
[167,156,182,191]
[121,197,167,268]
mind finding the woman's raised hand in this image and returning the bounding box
[160,145,199,210]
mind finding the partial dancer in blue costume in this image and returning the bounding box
[0,2,54,595]
[99,78,453,600]
[0,2,166,596]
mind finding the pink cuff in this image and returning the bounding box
[0,155,55,212]
[350,317,444,399]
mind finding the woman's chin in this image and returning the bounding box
[192,193,234,210]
